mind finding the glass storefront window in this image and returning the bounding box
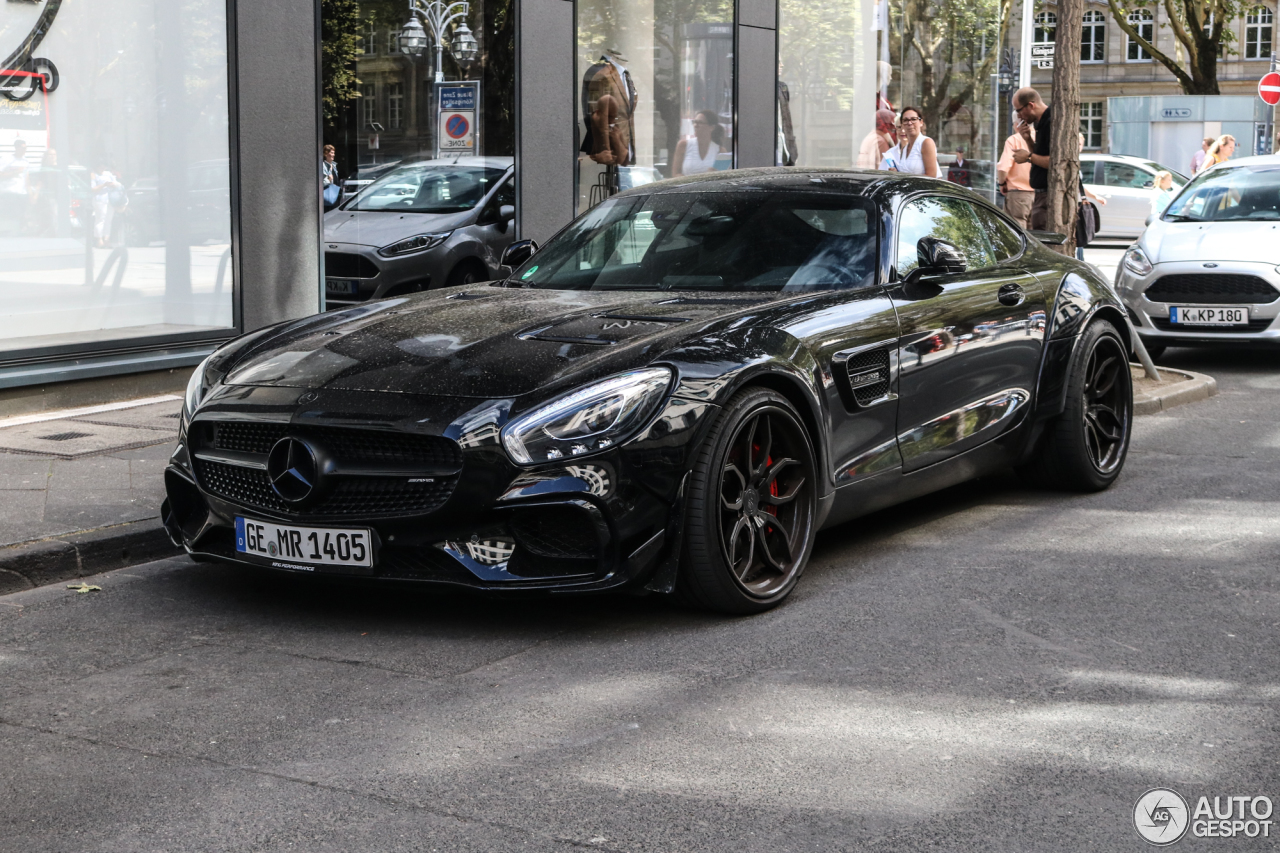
[575,0,735,214]
[322,0,516,306]
[0,0,234,356]
[781,0,1001,202]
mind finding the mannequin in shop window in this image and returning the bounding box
[581,49,637,169]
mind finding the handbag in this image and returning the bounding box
[1076,200,1097,248]
[323,182,341,206]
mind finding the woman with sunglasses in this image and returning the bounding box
[879,107,938,178]
[673,110,725,176]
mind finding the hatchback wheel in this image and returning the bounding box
[679,388,817,613]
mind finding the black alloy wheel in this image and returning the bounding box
[679,388,817,613]
[1018,319,1132,492]
[447,260,488,287]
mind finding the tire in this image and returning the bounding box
[1018,319,1133,492]
[677,388,818,614]
[446,259,488,287]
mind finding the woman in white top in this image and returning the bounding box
[879,106,939,178]
[90,164,123,248]
[673,109,724,176]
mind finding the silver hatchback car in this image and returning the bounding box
[323,157,515,308]
[1114,155,1280,356]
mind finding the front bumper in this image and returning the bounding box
[163,384,717,594]
[1115,259,1280,347]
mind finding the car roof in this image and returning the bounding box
[1210,153,1280,170]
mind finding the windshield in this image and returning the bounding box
[346,165,506,213]
[1163,166,1280,222]
[513,191,879,293]
[1145,162,1188,185]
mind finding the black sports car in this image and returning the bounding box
[163,169,1134,613]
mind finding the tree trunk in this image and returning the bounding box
[1047,0,1083,257]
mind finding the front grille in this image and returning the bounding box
[324,252,380,279]
[193,423,463,519]
[509,506,600,559]
[1149,316,1274,334]
[1144,274,1279,305]
[845,349,891,407]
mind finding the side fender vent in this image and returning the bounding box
[832,339,898,411]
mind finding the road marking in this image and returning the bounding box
[0,395,181,430]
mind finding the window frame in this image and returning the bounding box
[1079,101,1105,150]
[1247,6,1274,59]
[362,83,377,128]
[1127,10,1154,61]
[893,194,1008,277]
[1081,9,1106,62]
[388,82,404,130]
[362,20,377,55]
[1034,11,1057,47]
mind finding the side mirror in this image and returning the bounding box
[1144,213,1154,227]
[501,239,538,270]
[1142,180,1154,189]
[499,204,515,222]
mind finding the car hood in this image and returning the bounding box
[224,288,777,398]
[1146,220,1280,264]
[323,208,475,247]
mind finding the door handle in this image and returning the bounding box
[998,283,1026,307]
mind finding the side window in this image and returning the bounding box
[1102,162,1147,188]
[973,205,1024,261]
[897,197,997,274]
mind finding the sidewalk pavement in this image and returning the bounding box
[0,397,183,594]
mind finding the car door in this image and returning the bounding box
[889,196,1046,473]
[1097,160,1154,237]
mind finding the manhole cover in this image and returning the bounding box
[38,431,93,442]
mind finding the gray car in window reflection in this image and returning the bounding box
[322,156,516,308]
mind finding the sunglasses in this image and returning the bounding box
[901,116,922,123]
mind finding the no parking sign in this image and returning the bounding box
[436,81,479,157]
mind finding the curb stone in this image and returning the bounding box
[1132,364,1217,416]
[0,519,180,596]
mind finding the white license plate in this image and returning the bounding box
[325,279,358,296]
[235,517,372,570]
[1169,306,1249,326]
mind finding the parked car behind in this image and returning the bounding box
[1081,153,1187,239]
[322,157,515,307]
[1114,155,1280,358]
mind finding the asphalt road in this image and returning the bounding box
[3,310,1278,851]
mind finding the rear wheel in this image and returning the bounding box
[678,388,817,614]
[1019,319,1132,492]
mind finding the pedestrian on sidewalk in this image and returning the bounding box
[322,144,340,209]
[997,123,1035,229]
[879,106,938,177]
[1150,170,1175,217]
[1010,87,1053,230]
[90,164,124,248]
[1198,135,1236,173]
[1190,137,1213,175]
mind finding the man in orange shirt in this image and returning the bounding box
[997,121,1034,229]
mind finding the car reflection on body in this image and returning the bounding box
[1115,155,1280,358]
[322,157,516,308]
[164,168,1134,614]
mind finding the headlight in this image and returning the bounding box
[501,368,673,465]
[1123,246,1153,276]
[377,232,452,257]
[183,353,217,421]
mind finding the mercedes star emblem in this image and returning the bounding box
[267,437,320,503]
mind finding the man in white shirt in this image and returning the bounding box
[0,140,32,225]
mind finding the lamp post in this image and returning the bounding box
[399,0,475,83]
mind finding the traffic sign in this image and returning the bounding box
[435,80,480,158]
[1259,71,1280,105]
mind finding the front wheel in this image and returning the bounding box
[677,388,817,614]
[1018,319,1133,491]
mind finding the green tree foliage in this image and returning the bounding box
[321,0,366,121]
[1106,0,1240,94]
[893,0,1014,146]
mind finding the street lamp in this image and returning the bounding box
[399,0,472,83]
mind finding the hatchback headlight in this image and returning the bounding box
[1123,246,1153,276]
[501,368,673,465]
[377,232,452,257]
[183,353,217,422]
